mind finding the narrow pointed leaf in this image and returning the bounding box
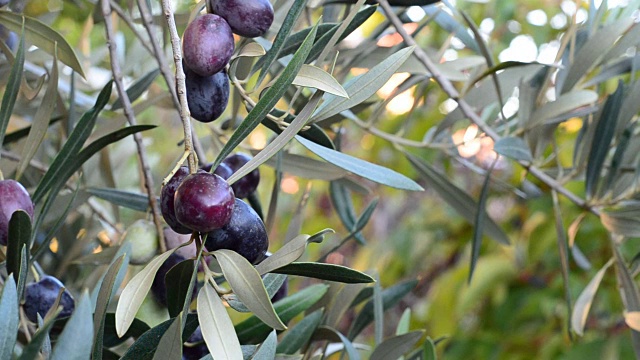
[235,284,328,343]
[7,210,32,284]
[272,262,375,283]
[215,249,286,330]
[16,49,58,180]
[112,68,160,110]
[87,187,151,212]
[165,259,195,318]
[572,259,613,336]
[348,280,417,339]
[298,136,423,191]
[198,281,243,360]
[493,137,533,162]
[371,331,425,360]
[586,82,623,198]
[226,273,287,313]
[152,315,182,360]
[407,153,509,244]
[252,331,277,360]
[312,46,415,122]
[0,11,85,77]
[277,309,324,354]
[119,314,198,360]
[18,308,61,360]
[0,25,23,148]
[314,326,361,360]
[0,277,18,360]
[255,0,306,85]
[293,65,348,97]
[50,292,94,360]
[255,234,312,275]
[93,255,127,360]
[115,249,177,337]
[213,23,318,170]
[32,80,113,204]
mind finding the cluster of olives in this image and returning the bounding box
[160,153,267,265]
[0,180,75,323]
[183,0,274,123]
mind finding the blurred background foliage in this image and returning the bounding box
[3,0,640,358]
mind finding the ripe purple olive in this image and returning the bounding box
[222,153,260,198]
[182,14,234,77]
[0,179,34,246]
[183,327,209,360]
[205,198,268,264]
[185,67,229,123]
[201,162,233,181]
[211,0,274,38]
[174,173,235,233]
[23,276,75,323]
[161,167,207,234]
[163,227,196,259]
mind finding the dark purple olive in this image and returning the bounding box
[0,179,34,246]
[23,276,75,323]
[205,198,268,264]
[211,0,274,38]
[222,153,260,198]
[183,327,209,360]
[185,67,229,123]
[183,14,234,77]
[161,167,206,234]
[174,173,235,233]
[150,253,198,306]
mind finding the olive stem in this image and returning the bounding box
[160,0,198,174]
[101,0,166,252]
[135,0,207,164]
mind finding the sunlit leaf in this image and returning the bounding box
[215,249,286,330]
[298,137,423,191]
[213,23,318,170]
[115,249,177,337]
[293,65,348,97]
[0,11,85,77]
[198,281,243,360]
[312,46,415,122]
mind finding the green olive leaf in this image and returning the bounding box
[0,10,85,77]
[115,249,177,337]
[215,250,286,330]
[198,281,243,360]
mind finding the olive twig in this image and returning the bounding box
[377,0,596,215]
[136,0,207,164]
[101,0,166,252]
[160,0,198,174]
